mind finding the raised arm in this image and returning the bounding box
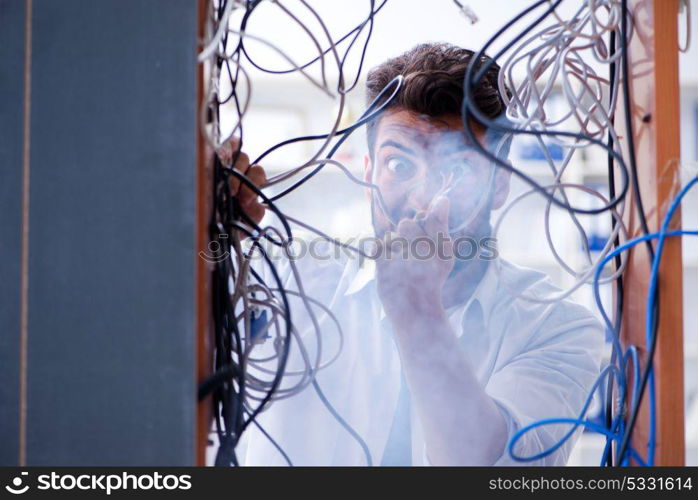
[376,197,508,465]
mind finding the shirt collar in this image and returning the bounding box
[456,260,498,317]
[446,260,498,330]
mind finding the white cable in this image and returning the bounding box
[198,0,238,63]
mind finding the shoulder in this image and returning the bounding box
[493,259,604,351]
[249,230,351,291]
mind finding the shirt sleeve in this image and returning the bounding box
[486,305,605,466]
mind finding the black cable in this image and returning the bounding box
[615,0,661,466]
[252,74,403,166]
[335,0,380,94]
[208,23,249,462]
[603,26,624,468]
[204,0,385,466]
[203,0,655,469]
[212,227,293,465]
[201,0,389,467]
[236,235,371,468]
[460,0,658,467]
[204,0,293,467]
[199,362,242,401]
[264,75,404,201]
[461,0,630,216]
[212,237,245,465]
[225,167,293,238]
[618,3,653,256]
[236,240,293,438]
[239,0,387,81]
[247,410,294,466]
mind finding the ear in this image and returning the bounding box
[491,163,511,210]
[363,153,373,202]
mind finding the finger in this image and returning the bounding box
[377,231,397,264]
[215,142,231,166]
[396,218,422,240]
[424,196,450,236]
[216,137,240,166]
[229,151,250,193]
[228,136,240,152]
[242,201,265,227]
[238,165,266,207]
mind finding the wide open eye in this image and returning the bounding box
[440,158,480,181]
[385,156,417,181]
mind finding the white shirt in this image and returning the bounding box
[238,237,604,466]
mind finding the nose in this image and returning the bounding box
[403,173,443,218]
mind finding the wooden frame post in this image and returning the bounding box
[618,0,684,466]
[196,0,215,466]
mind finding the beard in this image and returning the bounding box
[447,215,494,279]
[369,196,495,280]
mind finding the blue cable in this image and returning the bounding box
[508,364,623,461]
[644,176,698,463]
[599,346,640,466]
[507,176,698,465]
[601,176,698,464]
[597,230,698,466]
[624,345,641,408]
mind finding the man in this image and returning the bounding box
[226,43,603,466]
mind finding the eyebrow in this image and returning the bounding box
[377,139,416,156]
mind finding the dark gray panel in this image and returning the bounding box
[26,0,198,465]
[0,0,26,466]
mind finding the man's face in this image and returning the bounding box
[365,109,508,240]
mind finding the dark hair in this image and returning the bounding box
[365,42,510,158]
